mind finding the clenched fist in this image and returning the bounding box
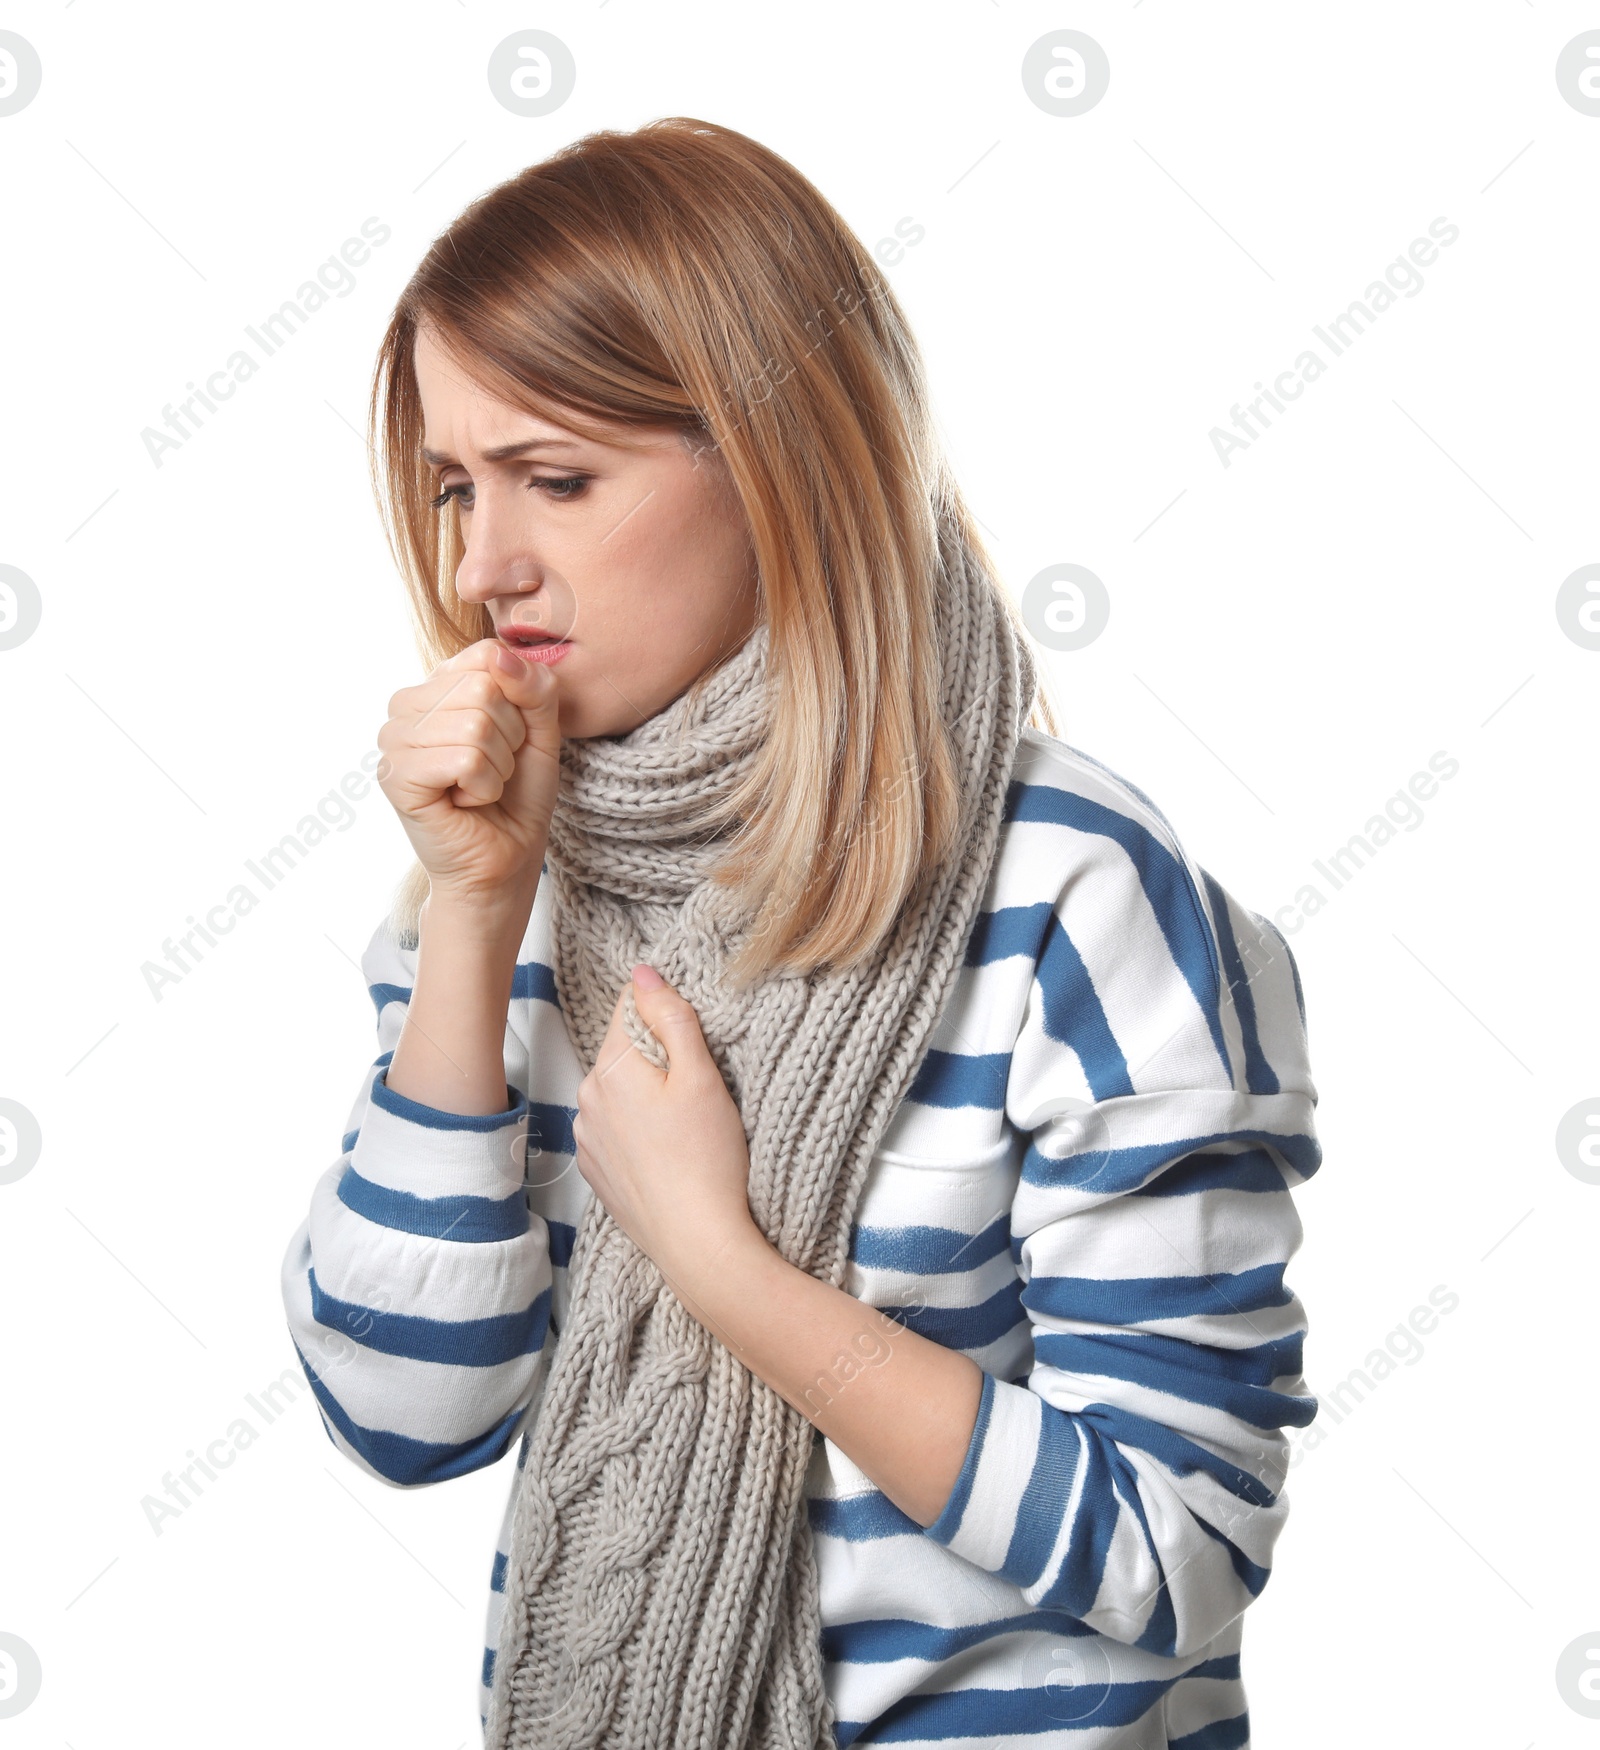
[376,638,561,920]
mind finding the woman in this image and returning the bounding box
[279,117,1321,1749]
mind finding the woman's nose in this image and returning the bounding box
[455,525,539,607]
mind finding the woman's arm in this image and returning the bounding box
[279,641,564,1481]
[386,896,533,1115]
[583,791,1319,1658]
[567,967,987,1524]
[667,1231,985,1528]
[279,917,554,1487]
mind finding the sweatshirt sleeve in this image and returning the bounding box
[923,776,1321,1660]
[278,915,555,1488]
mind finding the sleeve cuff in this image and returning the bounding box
[924,1372,1075,1575]
[368,1070,528,1133]
[348,1069,531,1203]
[926,1369,997,1543]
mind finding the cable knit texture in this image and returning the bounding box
[482,522,1038,1750]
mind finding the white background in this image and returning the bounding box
[1,3,1595,1745]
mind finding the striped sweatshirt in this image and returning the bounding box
[279,727,1322,1748]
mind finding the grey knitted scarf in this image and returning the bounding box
[483,521,1037,1750]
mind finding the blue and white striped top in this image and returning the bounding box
[279,727,1321,1748]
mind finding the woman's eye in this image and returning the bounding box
[531,474,589,501]
[427,475,589,513]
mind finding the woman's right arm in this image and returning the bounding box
[278,918,551,1485]
[278,639,565,1486]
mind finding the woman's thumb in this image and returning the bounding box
[492,651,562,815]
[629,966,705,1054]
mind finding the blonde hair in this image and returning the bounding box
[367,116,1059,980]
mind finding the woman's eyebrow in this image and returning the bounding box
[421,437,585,467]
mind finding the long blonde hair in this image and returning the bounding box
[368,116,1059,980]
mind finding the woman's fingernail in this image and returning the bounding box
[494,645,522,674]
[632,963,665,991]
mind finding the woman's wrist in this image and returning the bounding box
[657,1223,782,1385]
[417,880,538,961]
[386,880,541,1116]
[659,1211,771,1319]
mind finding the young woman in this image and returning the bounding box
[280,117,1321,1750]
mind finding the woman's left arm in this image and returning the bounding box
[575,846,1321,1660]
[570,966,987,1526]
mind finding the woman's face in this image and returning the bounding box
[413,325,760,739]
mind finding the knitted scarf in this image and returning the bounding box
[483,520,1038,1749]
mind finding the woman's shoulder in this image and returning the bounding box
[995,727,1270,1021]
[996,727,1315,1103]
[999,726,1203,903]
[1011,722,1185,820]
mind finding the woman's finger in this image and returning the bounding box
[628,968,716,1085]
[388,745,508,808]
[396,708,518,783]
[404,668,528,752]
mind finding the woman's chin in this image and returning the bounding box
[556,696,620,741]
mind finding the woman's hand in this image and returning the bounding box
[568,971,983,1532]
[376,639,562,924]
[573,965,764,1293]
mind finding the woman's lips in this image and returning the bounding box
[501,637,572,666]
